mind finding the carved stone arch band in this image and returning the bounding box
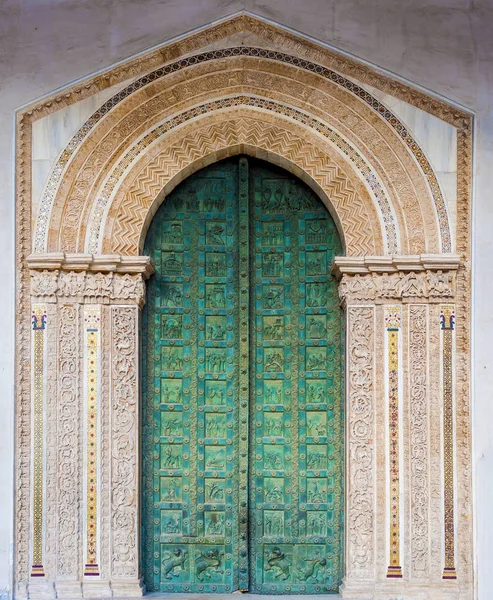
[102,113,384,257]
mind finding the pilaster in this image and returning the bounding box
[26,254,152,600]
[337,255,461,600]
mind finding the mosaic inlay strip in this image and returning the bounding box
[385,306,402,578]
[440,305,457,580]
[86,95,397,254]
[31,304,47,577]
[33,47,450,254]
[84,307,101,576]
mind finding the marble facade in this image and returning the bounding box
[15,15,473,600]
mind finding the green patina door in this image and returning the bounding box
[142,157,344,594]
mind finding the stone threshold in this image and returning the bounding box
[144,595,342,600]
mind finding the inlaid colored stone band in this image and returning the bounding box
[441,305,457,580]
[385,306,402,578]
[84,307,101,576]
[31,304,47,577]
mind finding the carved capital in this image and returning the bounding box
[338,270,455,305]
[28,254,153,306]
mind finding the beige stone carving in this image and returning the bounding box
[56,304,80,579]
[344,306,375,582]
[338,271,456,304]
[110,306,141,587]
[30,269,147,306]
[106,114,381,256]
[409,305,429,577]
[42,64,440,255]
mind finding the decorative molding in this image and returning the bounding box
[107,115,381,257]
[409,305,429,578]
[57,304,80,579]
[13,13,473,600]
[338,270,456,305]
[440,305,457,580]
[110,307,141,586]
[30,304,47,578]
[83,95,399,255]
[18,15,471,129]
[83,307,101,576]
[333,254,461,276]
[345,306,374,580]
[27,253,154,276]
[31,45,451,254]
[385,306,402,578]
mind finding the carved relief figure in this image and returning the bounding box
[195,549,224,580]
[296,552,326,581]
[162,548,188,580]
[264,547,291,580]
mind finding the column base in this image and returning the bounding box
[82,580,112,598]
[54,581,83,599]
[339,577,375,599]
[109,579,144,598]
[341,578,460,600]
[27,580,56,600]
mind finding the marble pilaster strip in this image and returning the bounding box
[30,304,47,578]
[440,305,457,580]
[385,306,402,578]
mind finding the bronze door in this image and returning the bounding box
[142,157,343,594]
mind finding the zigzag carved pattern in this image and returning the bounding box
[110,119,377,255]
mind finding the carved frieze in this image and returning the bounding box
[110,307,140,581]
[346,306,374,579]
[338,270,455,304]
[30,270,146,305]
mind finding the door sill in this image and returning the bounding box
[144,595,342,599]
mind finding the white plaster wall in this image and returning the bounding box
[0,2,491,599]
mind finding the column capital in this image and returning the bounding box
[27,253,154,306]
[333,255,459,305]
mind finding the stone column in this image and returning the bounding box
[26,254,153,600]
[335,255,461,600]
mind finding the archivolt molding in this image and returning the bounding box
[87,97,399,256]
[102,111,382,256]
[37,53,444,257]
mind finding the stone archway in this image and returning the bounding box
[17,13,472,600]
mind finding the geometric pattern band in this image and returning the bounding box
[385,306,402,578]
[31,304,47,577]
[84,307,101,576]
[440,305,456,580]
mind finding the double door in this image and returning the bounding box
[142,157,343,594]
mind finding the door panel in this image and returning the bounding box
[142,161,245,593]
[142,157,343,594]
[249,166,343,594]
